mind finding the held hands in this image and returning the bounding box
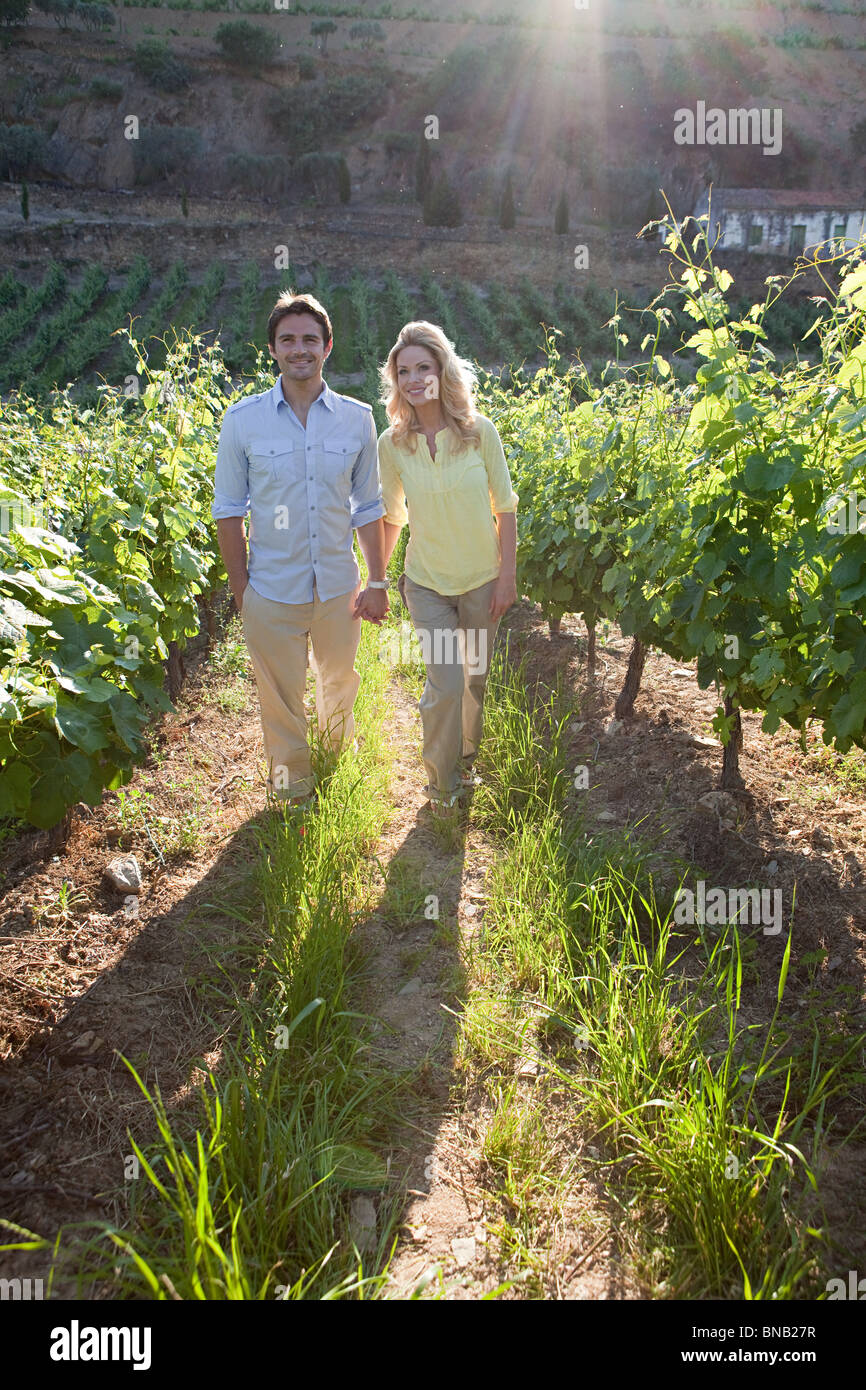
[353,586,389,624]
[489,572,517,621]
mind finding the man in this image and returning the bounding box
[212,291,389,805]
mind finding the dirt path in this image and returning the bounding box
[361,676,638,1299]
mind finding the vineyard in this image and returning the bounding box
[2,219,862,830]
[0,255,829,406]
[1,214,865,1313]
[495,231,866,788]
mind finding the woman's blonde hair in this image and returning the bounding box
[379,320,481,452]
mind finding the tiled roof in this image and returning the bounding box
[697,188,865,212]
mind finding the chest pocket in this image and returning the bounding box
[247,438,304,485]
[321,441,356,491]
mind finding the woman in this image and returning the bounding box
[378,321,518,816]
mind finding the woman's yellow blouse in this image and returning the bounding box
[378,414,519,596]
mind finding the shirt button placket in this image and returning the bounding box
[307,435,315,562]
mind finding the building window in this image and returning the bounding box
[749,223,763,246]
[789,224,806,256]
[834,221,847,239]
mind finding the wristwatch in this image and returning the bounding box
[367,580,389,590]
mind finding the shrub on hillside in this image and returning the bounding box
[35,0,114,23]
[90,76,123,100]
[134,126,202,184]
[224,150,291,195]
[349,20,385,49]
[133,39,192,93]
[296,150,349,203]
[77,2,114,29]
[214,20,280,69]
[0,123,48,180]
[267,70,391,153]
[383,131,415,157]
[325,71,389,128]
[418,38,522,131]
[423,173,462,228]
[0,0,29,26]
[35,0,77,27]
[311,19,337,54]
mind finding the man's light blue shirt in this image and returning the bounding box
[212,376,386,604]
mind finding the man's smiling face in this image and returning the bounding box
[269,311,331,382]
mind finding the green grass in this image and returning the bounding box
[459,636,862,1299]
[801,740,866,795]
[201,612,252,713]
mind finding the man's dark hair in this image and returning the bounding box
[267,291,333,350]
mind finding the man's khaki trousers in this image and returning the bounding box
[401,573,500,804]
[241,581,360,799]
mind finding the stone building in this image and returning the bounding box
[686,188,866,257]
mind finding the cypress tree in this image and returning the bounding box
[554,189,569,234]
[500,173,515,229]
[415,134,433,204]
[337,156,351,204]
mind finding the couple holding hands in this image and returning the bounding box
[213,290,518,817]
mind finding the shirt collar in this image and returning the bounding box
[271,376,336,413]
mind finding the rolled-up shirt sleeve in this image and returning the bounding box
[212,404,250,521]
[349,410,386,529]
[378,432,408,528]
[480,417,519,513]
